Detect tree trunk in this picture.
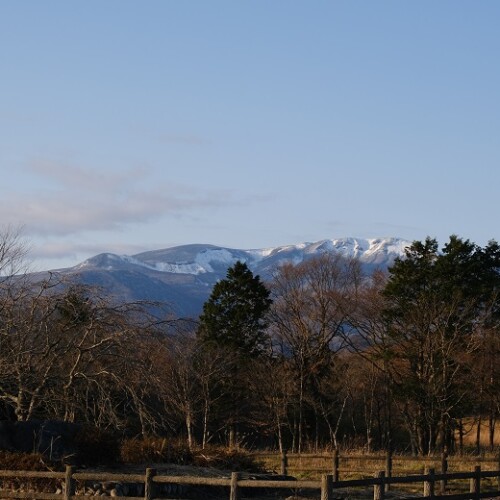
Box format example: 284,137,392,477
476,415,482,455
202,399,209,449
185,407,194,449
298,371,304,454
458,418,464,456
489,409,496,451
228,423,236,449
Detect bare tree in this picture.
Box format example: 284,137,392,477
0,225,30,278
269,253,363,451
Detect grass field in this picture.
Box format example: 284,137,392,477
253,449,500,479
253,449,500,497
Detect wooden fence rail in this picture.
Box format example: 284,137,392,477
1,464,500,499
254,449,500,481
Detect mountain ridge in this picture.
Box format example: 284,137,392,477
55,237,411,317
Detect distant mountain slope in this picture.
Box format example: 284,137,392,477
55,237,410,318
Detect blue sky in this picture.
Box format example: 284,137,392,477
1,1,499,270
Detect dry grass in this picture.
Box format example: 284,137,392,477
192,446,265,472
0,451,57,471
253,449,500,479
120,436,192,464
120,437,264,472
0,451,61,492
254,449,500,498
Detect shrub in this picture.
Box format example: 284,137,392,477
0,451,60,491
192,446,264,472
0,451,56,470
120,438,264,471
120,437,193,464
73,426,119,466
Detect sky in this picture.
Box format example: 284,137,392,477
1,1,500,271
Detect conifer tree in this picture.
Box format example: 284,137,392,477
197,261,272,357
381,235,500,454
197,261,272,447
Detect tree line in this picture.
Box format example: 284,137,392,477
1,228,500,456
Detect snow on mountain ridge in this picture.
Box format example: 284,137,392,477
194,248,238,271
76,237,410,276
153,248,244,274
297,237,407,262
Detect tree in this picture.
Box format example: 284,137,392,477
375,236,500,454
343,269,397,451
197,261,272,447
197,261,272,357
0,225,29,279
270,253,363,452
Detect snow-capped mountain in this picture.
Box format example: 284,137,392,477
57,237,410,317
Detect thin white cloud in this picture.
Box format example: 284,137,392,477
27,160,149,190
0,160,259,238
30,241,152,261
0,188,231,236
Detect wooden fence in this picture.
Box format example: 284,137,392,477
254,449,500,480
2,464,500,499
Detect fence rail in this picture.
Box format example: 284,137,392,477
1,464,500,499
253,449,500,480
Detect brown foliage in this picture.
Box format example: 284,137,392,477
192,446,264,472
0,451,60,491
120,437,193,464
119,438,263,472
0,451,56,470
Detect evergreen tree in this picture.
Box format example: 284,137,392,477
197,261,272,446
381,235,500,454
197,261,272,357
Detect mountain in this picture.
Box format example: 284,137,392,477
54,237,411,318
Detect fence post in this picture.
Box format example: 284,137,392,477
332,449,339,482
321,474,333,500
64,465,75,500
145,468,156,500
230,471,240,500
497,449,500,490
469,465,481,500
440,450,448,494
280,449,288,476
373,471,385,500
385,449,392,492
423,467,435,498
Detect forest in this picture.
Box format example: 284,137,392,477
1,228,500,457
